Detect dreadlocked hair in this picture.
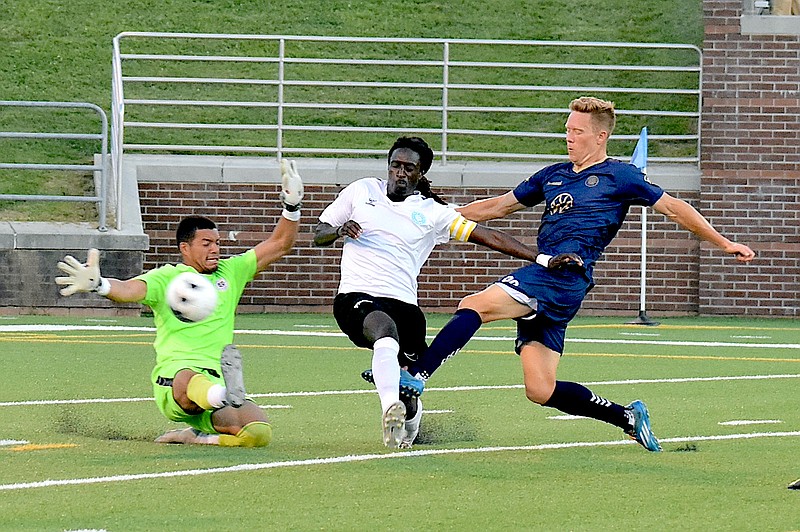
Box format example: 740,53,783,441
416,175,447,205
388,136,447,205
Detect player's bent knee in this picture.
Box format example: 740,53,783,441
220,421,273,448
524,385,551,405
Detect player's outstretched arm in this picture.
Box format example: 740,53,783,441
456,191,525,222
467,225,538,262
253,159,303,272
653,193,755,262
55,248,146,302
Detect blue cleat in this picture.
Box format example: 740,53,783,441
625,400,662,452
360,368,425,398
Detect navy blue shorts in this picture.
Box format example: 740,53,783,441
333,292,428,364
495,263,591,354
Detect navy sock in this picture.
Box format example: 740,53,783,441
408,308,483,380
543,381,631,430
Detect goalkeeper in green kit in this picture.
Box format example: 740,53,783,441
55,160,304,447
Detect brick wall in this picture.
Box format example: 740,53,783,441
701,0,800,316
138,182,709,316
0,248,142,316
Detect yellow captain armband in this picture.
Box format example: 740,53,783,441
449,215,478,242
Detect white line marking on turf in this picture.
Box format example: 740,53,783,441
2,374,799,408
718,419,783,426
1,431,798,492
548,415,588,420
258,405,293,409
1,325,798,349
425,409,454,414
1,440,29,446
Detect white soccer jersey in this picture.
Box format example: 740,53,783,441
319,177,471,305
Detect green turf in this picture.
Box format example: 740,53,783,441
1,313,799,530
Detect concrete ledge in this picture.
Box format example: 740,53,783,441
2,222,149,251
0,223,15,248
741,15,800,35
130,154,701,191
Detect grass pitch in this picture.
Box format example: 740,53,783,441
1,313,799,530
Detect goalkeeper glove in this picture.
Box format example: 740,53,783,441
280,159,304,218
55,248,111,296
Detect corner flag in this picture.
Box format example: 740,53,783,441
626,126,659,326
631,127,647,172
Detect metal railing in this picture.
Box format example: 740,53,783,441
0,101,109,231
111,33,702,187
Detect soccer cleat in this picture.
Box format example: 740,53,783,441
382,401,406,449
361,368,425,399
788,478,800,490
221,344,246,408
400,397,423,449
625,400,662,452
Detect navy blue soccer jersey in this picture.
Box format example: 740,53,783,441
513,158,664,275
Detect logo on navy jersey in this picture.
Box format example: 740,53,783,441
411,211,427,225
548,193,574,215
546,181,563,186
585,175,599,187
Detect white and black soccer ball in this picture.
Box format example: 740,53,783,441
166,271,218,323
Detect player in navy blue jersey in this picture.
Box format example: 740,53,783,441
363,97,755,452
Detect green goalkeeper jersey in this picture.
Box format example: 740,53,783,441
136,250,257,383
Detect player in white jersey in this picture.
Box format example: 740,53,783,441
314,136,539,448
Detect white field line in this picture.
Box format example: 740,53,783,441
1,440,29,446
718,420,783,426
2,431,799,492
2,373,800,408
1,324,798,349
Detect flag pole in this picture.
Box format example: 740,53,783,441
626,127,659,326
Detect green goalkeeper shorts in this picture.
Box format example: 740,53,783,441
152,375,221,435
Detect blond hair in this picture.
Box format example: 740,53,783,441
569,96,616,135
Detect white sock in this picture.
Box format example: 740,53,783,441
372,337,401,413
207,384,227,409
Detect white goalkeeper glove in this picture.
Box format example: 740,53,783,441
55,248,111,296
280,159,304,220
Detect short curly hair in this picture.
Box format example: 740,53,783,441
176,215,216,248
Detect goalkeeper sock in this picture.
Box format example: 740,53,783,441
219,421,273,447
543,381,629,429
408,308,483,380
186,374,226,410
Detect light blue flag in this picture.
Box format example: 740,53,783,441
630,126,647,172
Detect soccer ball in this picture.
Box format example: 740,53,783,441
166,271,218,323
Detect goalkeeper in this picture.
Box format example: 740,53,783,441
55,160,304,447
